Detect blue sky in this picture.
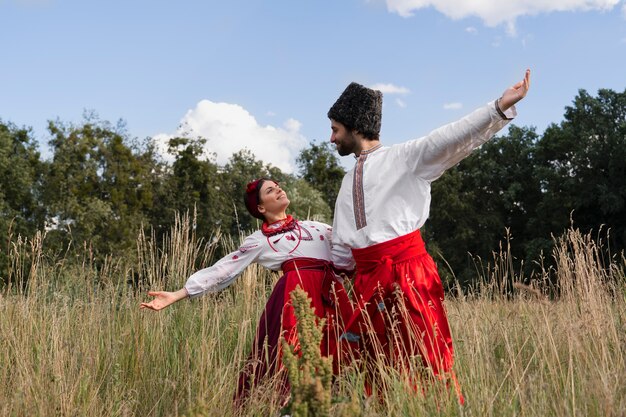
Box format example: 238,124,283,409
1,0,625,172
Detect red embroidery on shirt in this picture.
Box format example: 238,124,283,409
353,154,368,230
320,235,325,240
232,255,239,260
352,144,382,231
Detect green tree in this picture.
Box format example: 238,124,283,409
42,116,158,260
0,121,45,282
281,178,332,224
296,142,345,210
153,136,227,241
425,126,542,288
426,88,626,289
534,88,626,252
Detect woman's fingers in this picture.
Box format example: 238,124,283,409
140,293,164,310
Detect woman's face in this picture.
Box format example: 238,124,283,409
258,180,290,217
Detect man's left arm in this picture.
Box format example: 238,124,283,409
401,69,531,182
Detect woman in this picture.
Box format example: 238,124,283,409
140,178,353,403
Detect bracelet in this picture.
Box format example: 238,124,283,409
495,97,508,120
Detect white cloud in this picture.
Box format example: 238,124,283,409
283,118,302,132
466,26,478,34
385,0,622,34
395,98,407,108
369,83,411,95
153,100,307,173
443,102,463,110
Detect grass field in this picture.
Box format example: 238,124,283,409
1,223,624,416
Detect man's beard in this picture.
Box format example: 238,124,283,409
336,144,353,156
335,134,356,156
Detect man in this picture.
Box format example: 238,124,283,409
328,70,530,393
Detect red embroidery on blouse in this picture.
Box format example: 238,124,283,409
299,224,313,241
267,223,302,254
232,255,239,260
238,244,258,253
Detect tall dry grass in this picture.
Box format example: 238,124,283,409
0,221,624,416
445,230,626,417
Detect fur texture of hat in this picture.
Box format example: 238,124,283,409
327,82,382,138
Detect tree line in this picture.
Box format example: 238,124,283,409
1,88,624,288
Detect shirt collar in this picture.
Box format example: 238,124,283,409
355,143,383,159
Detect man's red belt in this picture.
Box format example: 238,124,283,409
344,228,428,334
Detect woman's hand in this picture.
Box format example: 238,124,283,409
140,288,188,311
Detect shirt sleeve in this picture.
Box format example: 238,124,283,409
184,233,263,298
329,223,356,271
398,100,516,182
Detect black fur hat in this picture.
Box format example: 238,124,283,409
328,82,383,138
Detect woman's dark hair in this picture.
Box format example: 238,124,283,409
244,178,272,220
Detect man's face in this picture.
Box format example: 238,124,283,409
330,120,358,156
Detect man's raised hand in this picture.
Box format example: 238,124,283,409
499,69,531,112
